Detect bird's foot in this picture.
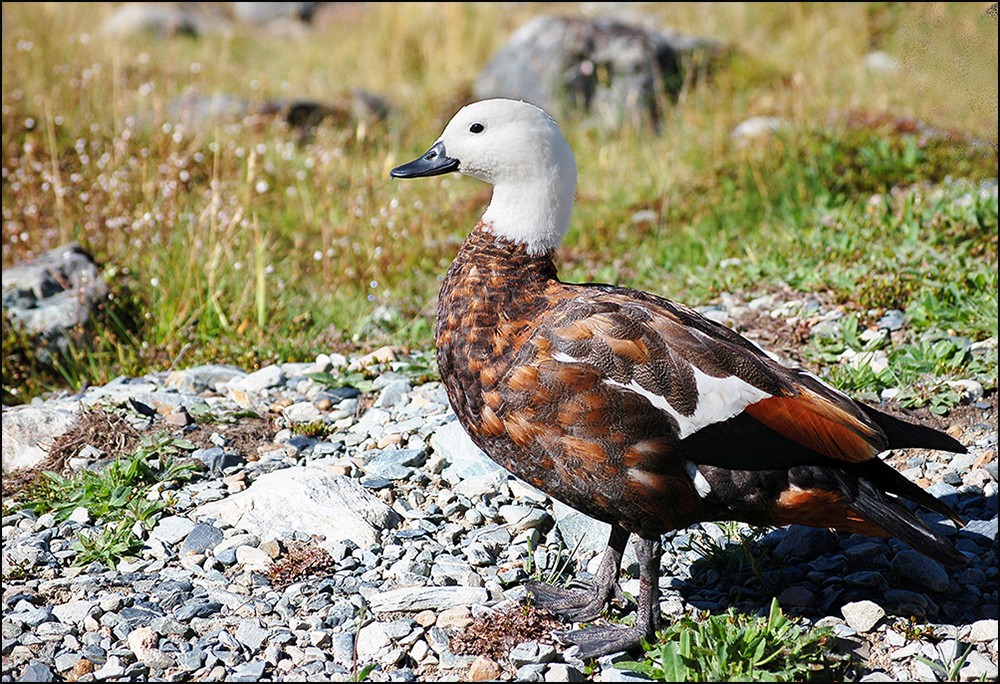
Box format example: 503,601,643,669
555,624,647,660
524,580,623,622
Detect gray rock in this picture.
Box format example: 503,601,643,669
19,662,54,682
150,516,196,546
179,523,224,557
51,599,97,625
877,309,906,331
772,526,838,560
193,466,400,550
174,601,222,621
1,402,79,473
100,3,226,38
2,243,109,362
230,660,268,682
193,446,244,476
283,401,323,423
891,549,949,592
968,619,998,642
229,364,286,393
499,505,552,533
374,379,412,408
235,621,269,653
510,641,557,666
963,517,998,542
162,91,389,142
841,600,885,633
474,15,723,129
730,116,788,145
960,651,999,680
545,663,584,682
232,2,323,23
515,664,548,682
431,420,507,484
367,586,489,613
164,364,246,393
552,499,610,557
776,585,816,608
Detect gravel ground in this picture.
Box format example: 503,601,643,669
2,290,997,682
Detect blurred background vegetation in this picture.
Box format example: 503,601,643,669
2,2,997,405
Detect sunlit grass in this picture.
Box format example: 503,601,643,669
2,2,997,402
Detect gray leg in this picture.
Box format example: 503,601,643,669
554,535,663,659
526,524,629,621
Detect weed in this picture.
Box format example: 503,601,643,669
266,541,336,589
290,420,332,438
21,432,199,567
522,535,585,588
616,598,839,682
681,522,774,595
916,643,975,682
451,603,563,661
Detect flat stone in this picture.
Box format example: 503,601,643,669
510,641,557,666
498,505,551,533
179,523,224,556
52,599,97,625
235,545,273,572
229,364,285,393
19,662,54,682
235,621,269,653
968,619,999,642
960,651,999,680
368,587,489,614
545,663,584,682
150,516,196,546
193,466,399,551
891,549,949,592
841,600,885,633
1,403,79,473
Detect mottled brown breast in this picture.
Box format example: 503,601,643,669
435,224,703,536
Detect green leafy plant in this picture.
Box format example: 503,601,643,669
23,433,199,567
290,420,333,438
522,535,585,587
916,643,975,682
680,522,773,594
616,598,838,682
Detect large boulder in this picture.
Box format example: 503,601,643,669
100,3,230,39
2,243,109,362
1,402,80,474
474,15,723,130
159,90,389,142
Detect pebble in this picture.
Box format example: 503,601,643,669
2,312,996,684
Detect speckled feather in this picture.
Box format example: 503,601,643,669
436,223,966,561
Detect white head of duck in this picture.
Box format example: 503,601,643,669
391,99,578,256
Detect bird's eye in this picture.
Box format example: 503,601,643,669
469,122,484,134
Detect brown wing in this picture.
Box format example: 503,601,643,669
537,285,887,468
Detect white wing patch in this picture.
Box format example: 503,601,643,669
604,367,772,439
685,461,712,496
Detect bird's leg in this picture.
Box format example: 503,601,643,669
555,535,663,659
525,524,629,622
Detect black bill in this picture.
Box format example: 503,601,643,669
390,141,460,179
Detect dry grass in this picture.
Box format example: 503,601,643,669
2,3,997,401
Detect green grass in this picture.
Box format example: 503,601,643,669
616,598,841,682
2,3,997,402
21,432,199,567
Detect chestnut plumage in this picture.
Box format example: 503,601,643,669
392,99,967,658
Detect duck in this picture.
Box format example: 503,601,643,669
390,98,968,659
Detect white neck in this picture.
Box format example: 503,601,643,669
482,171,576,255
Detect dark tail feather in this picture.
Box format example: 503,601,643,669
846,461,968,568
860,404,967,454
